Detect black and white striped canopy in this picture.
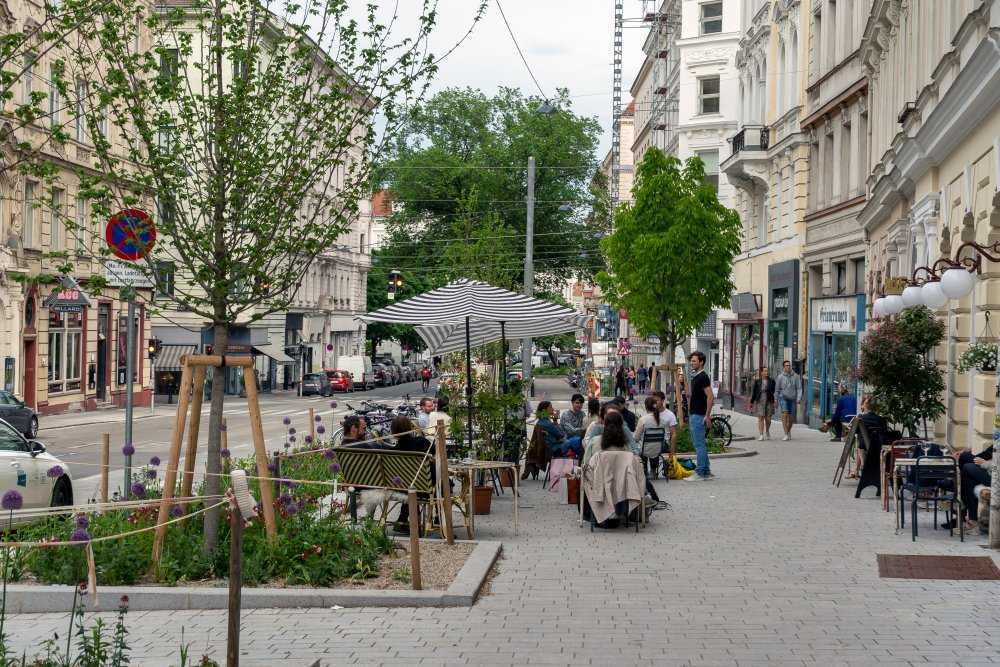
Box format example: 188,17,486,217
415,314,592,355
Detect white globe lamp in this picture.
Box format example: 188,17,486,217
940,268,977,300
882,294,905,315
872,298,885,318
901,285,924,308
921,281,948,309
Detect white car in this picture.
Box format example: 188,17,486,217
0,417,73,523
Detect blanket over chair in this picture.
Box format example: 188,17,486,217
582,449,644,524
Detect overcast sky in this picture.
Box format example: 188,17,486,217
355,0,647,159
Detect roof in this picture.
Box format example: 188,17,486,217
623,100,635,116
371,190,393,217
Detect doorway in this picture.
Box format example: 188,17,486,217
22,339,36,408
97,304,109,401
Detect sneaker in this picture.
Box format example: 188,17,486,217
685,474,711,482
653,500,671,511
765,432,771,440
757,434,764,441
782,434,790,441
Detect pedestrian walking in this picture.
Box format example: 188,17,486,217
614,365,626,397
419,365,431,392
749,366,776,441
684,351,714,481
775,360,803,441
636,364,648,394
586,371,600,399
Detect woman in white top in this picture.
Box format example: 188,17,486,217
634,395,676,480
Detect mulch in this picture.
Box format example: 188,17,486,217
877,554,1000,580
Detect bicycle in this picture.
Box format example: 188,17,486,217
709,413,733,449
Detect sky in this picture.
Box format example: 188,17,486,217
352,0,648,159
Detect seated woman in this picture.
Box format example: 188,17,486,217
390,415,433,535
536,400,583,459
825,385,857,442
950,444,993,530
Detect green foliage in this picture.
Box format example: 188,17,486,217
859,308,945,436
596,148,742,359
673,426,725,454
956,341,998,374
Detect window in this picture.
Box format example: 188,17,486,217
156,193,176,226
48,66,60,127
852,258,865,294
700,2,723,35
835,261,847,295
97,108,108,139
155,260,175,298
50,188,64,251
360,233,366,253
23,54,35,107
74,80,86,143
0,420,25,452
697,150,720,192
699,76,720,114
23,182,36,249
232,58,248,82
158,49,179,84
75,194,88,252
756,192,768,245
48,310,83,394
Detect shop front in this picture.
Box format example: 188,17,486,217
806,294,865,427
767,260,800,375
721,292,764,412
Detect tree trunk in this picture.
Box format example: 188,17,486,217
202,323,227,554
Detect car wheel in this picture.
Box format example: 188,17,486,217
51,477,73,507
25,416,38,440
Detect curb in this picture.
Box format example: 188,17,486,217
42,414,157,431
675,448,758,460
3,540,502,613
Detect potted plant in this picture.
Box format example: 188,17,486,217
957,341,998,373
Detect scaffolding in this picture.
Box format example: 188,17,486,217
641,1,680,154
610,0,624,222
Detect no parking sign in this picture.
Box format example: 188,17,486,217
105,209,156,261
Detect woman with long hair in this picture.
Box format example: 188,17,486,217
634,395,666,478
749,366,776,441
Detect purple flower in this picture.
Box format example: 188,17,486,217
328,463,340,475
75,514,89,529
326,343,333,351
221,448,231,459
329,401,337,409
282,416,291,426
150,456,161,466
170,505,184,518
288,427,296,435
2,490,23,511
314,414,322,422
278,493,292,505
323,449,335,460
267,462,277,473
145,469,157,480
70,528,91,542
289,435,296,443
316,425,326,435
47,465,64,478
304,435,313,445
391,475,404,487
122,443,135,456
130,482,146,499
296,498,305,510
285,504,298,516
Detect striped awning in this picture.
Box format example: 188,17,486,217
416,315,592,355
155,345,196,371
357,278,579,325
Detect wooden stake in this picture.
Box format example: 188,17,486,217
180,365,207,499
100,433,109,504
226,501,243,667
152,360,194,564
243,369,278,542
407,491,421,591
309,407,315,443
674,366,686,428
434,420,454,544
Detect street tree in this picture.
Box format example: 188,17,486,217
596,147,741,368
56,0,483,553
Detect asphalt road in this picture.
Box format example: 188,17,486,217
38,379,437,499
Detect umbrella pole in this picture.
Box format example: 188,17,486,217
466,316,474,455
501,322,508,393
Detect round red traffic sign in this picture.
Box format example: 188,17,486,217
105,209,156,261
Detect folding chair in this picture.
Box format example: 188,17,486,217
639,426,666,481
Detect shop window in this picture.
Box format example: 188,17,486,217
700,2,723,35
48,310,83,393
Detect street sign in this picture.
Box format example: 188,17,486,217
105,209,156,261
617,338,631,356
105,259,155,288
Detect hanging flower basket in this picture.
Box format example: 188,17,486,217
957,341,998,374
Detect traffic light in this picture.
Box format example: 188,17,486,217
148,338,162,359
387,269,403,300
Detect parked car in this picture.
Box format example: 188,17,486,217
0,418,73,524
373,363,391,387
325,370,354,393
339,356,374,390
0,390,38,439
301,373,332,397
400,363,416,383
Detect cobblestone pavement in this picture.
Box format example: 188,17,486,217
7,412,1000,666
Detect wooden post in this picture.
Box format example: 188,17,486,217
434,420,454,544
271,452,282,498
407,490,421,591
152,360,194,563
242,368,278,542
226,501,243,667
180,365,207,499
674,366,686,427
309,407,315,443
100,433,109,504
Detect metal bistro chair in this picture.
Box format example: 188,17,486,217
882,438,924,512
896,455,963,542
639,426,667,482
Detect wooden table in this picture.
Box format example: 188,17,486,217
891,457,959,529
450,460,519,539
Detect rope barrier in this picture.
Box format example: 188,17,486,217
2,496,221,521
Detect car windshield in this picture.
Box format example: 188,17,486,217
304,374,321,381
0,420,25,451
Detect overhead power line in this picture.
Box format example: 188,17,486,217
495,0,548,100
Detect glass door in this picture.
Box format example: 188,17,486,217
809,333,824,419
829,333,858,414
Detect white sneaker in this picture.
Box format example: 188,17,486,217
765,433,771,440
757,434,764,441
782,434,790,441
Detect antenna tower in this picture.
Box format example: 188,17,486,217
610,0,624,224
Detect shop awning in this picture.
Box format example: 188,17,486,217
155,345,196,371
252,342,294,364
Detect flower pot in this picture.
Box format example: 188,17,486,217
499,468,516,488
473,485,493,515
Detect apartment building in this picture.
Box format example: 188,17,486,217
720,0,811,412
859,0,1000,451
800,0,874,427
0,0,155,415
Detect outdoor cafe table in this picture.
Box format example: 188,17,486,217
450,460,519,539
891,457,960,530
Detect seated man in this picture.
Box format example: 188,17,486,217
956,444,993,530
536,400,583,459
341,415,391,450
826,385,857,442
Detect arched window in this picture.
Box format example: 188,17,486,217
748,71,757,123
777,42,786,116
757,59,766,123
788,28,798,111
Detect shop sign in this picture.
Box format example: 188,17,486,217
43,288,91,314
811,297,856,332
771,288,789,320
105,260,155,288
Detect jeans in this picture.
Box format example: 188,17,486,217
555,436,584,459
690,414,710,477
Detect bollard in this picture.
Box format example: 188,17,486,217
100,433,110,504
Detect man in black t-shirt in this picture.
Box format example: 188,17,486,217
685,351,714,481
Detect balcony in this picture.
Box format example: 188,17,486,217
721,125,771,193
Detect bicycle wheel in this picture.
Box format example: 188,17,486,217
710,417,732,449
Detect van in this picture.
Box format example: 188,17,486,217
338,355,374,390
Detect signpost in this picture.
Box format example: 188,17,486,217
105,210,155,498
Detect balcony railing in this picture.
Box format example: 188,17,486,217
729,125,769,156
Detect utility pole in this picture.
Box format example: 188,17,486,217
123,287,136,498
522,156,535,397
